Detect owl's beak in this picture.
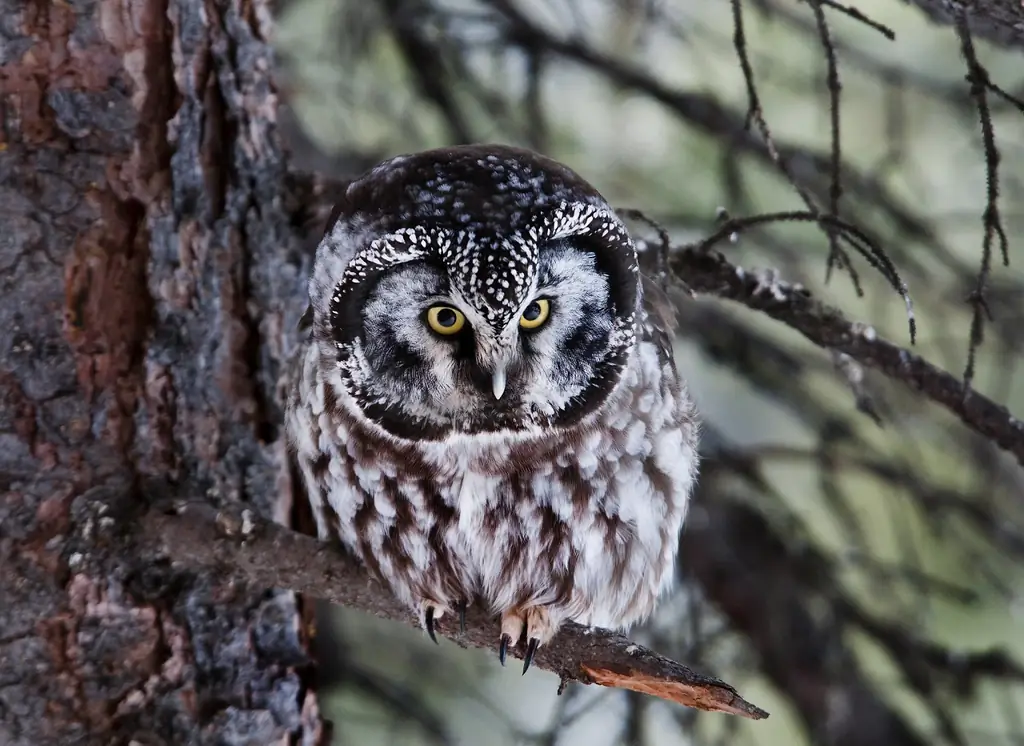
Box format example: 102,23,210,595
491,366,507,400
475,330,514,400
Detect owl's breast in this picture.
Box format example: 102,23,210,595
288,336,697,626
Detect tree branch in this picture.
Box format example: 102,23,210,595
133,501,769,721
902,0,1024,49
669,246,1024,466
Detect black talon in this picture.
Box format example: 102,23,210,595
499,633,511,666
522,638,540,675
458,600,467,636
425,606,439,645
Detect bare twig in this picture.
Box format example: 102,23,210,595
815,0,895,39
807,0,846,281
987,82,1024,114
733,0,860,291
133,501,770,721
955,10,1011,392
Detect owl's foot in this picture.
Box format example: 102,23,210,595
498,606,559,674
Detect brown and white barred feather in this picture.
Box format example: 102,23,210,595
284,144,699,662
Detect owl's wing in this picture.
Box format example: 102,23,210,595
633,232,679,342
639,273,680,373
295,178,360,339
297,305,314,336
640,273,678,336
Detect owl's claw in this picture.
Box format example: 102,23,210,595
419,601,450,644
499,633,511,666
425,605,440,644
522,638,540,675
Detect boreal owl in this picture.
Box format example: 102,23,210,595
285,144,699,672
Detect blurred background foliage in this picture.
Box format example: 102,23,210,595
270,1,1024,744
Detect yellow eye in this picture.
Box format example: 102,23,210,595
426,305,466,336
519,299,551,330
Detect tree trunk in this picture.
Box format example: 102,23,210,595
0,1,324,743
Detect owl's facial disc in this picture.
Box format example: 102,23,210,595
338,240,626,439
312,145,641,440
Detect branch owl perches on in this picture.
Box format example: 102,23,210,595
137,500,768,720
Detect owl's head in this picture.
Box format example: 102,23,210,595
308,144,640,440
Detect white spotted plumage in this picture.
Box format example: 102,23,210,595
285,144,699,667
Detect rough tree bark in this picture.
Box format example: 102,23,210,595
1,0,324,743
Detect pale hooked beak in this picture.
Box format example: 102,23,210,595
491,365,507,400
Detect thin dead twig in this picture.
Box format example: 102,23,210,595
955,11,1011,393
732,0,858,291
806,0,845,282
814,0,895,39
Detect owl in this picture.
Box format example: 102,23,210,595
285,144,699,671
